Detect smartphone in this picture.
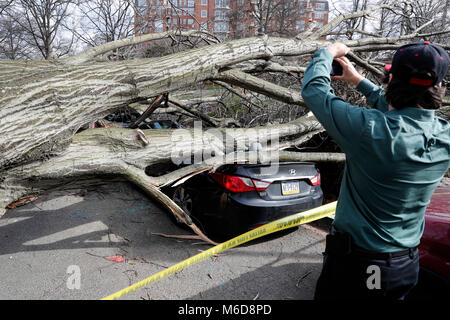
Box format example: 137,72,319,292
330,60,343,76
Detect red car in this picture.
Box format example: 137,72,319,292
408,186,450,299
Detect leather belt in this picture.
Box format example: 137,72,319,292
330,225,417,259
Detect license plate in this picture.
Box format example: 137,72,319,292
281,181,300,195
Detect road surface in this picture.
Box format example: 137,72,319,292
0,182,330,300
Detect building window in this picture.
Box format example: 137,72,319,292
237,0,244,5
188,18,194,25
236,22,243,31
136,0,146,7
296,20,305,31
201,0,208,5
215,0,229,8
214,21,229,32
214,10,228,20
201,9,207,18
155,19,163,32
183,7,194,15
315,12,324,19
316,2,326,11
188,0,195,7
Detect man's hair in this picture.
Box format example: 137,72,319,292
384,65,444,110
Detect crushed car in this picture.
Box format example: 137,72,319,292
101,109,324,239
165,162,324,239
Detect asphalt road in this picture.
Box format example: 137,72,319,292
0,182,330,300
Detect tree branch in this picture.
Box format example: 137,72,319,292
346,51,385,78
307,4,395,40
213,69,305,107
63,29,219,64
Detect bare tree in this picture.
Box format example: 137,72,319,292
4,0,76,59
371,0,450,43
266,0,301,37
328,0,373,40
0,0,14,14
73,0,135,48
250,0,280,34
0,15,33,59
443,0,450,31
229,0,301,38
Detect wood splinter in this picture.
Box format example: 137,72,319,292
136,129,149,145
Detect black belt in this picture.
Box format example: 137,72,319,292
352,245,417,260
329,225,417,260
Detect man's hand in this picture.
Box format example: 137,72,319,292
326,42,350,58
332,57,365,86
326,42,364,86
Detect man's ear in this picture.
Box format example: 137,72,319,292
437,82,446,98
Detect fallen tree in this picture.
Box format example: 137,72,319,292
1,4,448,243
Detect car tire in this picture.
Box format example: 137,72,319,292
170,185,194,226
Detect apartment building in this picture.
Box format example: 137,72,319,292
135,0,329,40
297,1,329,34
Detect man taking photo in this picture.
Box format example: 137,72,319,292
301,41,450,300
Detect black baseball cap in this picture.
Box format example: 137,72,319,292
386,41,450,86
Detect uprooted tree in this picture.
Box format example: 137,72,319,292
1,4,449,244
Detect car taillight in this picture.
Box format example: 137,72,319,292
252,179,271,192
210,172,271,193
308,173,321,186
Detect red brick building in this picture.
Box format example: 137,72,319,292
135,0,329,40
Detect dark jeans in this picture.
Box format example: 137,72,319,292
314,233,419,300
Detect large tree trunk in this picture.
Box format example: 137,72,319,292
1,32,444,171
1,36,311,171
0,111,323,210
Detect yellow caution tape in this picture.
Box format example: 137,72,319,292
102,201,337,300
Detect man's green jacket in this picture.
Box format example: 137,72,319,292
302,48,450,252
